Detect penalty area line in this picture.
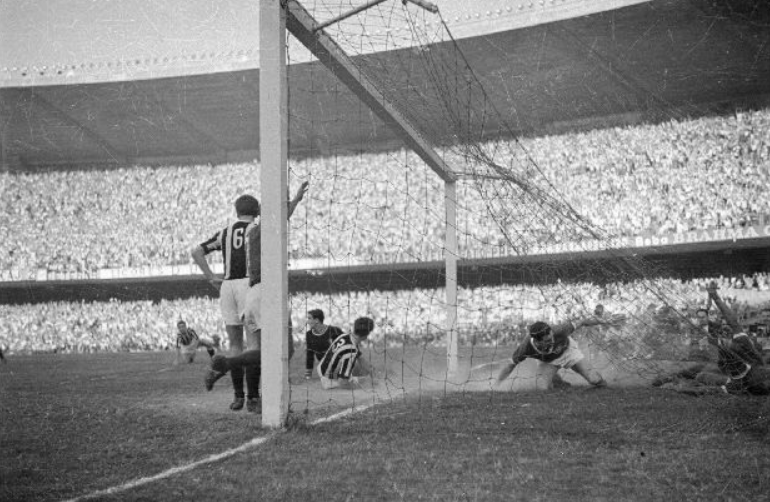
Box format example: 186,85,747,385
61,403,377,502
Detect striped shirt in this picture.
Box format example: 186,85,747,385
199,220,253,280
318,333,360,380
176,328,199,348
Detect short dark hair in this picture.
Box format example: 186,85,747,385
353,317,375,338
308,309,325,323
235,195,260,217
177,320,186,327
529,321,551,340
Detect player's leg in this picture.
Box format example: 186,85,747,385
744,367,770,395
243,286,263,411
206,349,261,391
225,324,246,409
557,338,606,387
198,338,216,358
694,369,730,387
552,370,571,389
218,280,249,410
571,359,607,387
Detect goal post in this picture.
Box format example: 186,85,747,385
261,0,464,426
260,0,291,428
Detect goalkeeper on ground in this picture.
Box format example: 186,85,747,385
496,313,626,388
174,320,218,365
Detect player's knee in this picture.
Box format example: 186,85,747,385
591,375,607,387
695,371,728,386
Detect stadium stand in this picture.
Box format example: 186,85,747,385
1,108,769,279
2,275,768,354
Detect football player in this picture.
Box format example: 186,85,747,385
316,317,375,390
496,313,626,388
174,320,218,365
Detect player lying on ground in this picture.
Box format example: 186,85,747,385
316,317,375,390
654,282,770,395
204,321,295,413
495,313,627,389
174,320,220,365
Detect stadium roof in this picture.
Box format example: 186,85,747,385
1,0,769,169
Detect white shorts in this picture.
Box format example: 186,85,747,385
179,342,199,362
320,374,359,390
243,283,263,348
544,338,584,369
219,278,250,326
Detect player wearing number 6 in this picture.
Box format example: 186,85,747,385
496,313,627,388
192,194,260,411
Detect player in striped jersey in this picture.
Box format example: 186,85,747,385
305,309,344,379
199,182,308,411
192,194,260,410
174,320,218,365
318,317,375,390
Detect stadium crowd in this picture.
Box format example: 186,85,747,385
1,108,768,278
1,274,768,356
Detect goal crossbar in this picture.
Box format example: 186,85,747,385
286,0,457,183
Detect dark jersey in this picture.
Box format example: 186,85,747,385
306,325,343,370
245,222,262,287
512,322,575,364
176,328,199,348
199,220,252,280
318,333,361,380
716,333,765,379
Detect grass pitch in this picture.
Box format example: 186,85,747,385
1,351,768,501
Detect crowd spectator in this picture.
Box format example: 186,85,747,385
1,276,768,357
0,108,768,278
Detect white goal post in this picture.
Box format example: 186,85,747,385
259,0,460,427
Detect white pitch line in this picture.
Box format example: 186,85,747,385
62,403,377,502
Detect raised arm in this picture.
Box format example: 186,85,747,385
706,281,741,333
287,181,309,219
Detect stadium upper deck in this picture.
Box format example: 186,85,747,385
1,0,768,169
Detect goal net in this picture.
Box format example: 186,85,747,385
273,0,767,417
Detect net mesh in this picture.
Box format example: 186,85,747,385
279,0,759,408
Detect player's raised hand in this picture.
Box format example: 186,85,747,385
706,281,719,295
294,181,309,202
208,274,224,290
